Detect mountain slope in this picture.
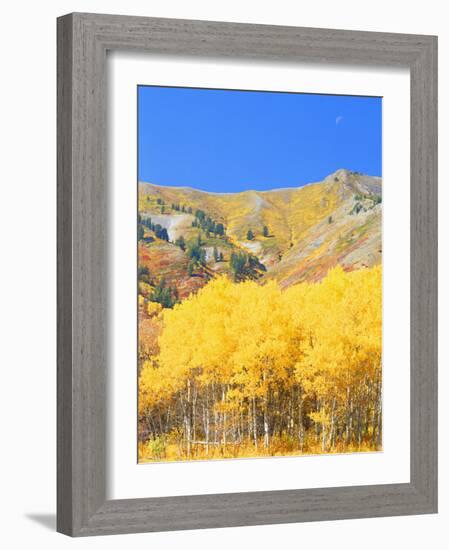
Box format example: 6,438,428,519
138,169,382,295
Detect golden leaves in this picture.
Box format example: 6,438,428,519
139,266,381,417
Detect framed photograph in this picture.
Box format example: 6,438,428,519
57,13,437,536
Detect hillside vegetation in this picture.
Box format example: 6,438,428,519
139,267,382,461
138,168,381,299
137,169,382,461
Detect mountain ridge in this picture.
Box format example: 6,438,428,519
138,169,382,300
139,168,382,196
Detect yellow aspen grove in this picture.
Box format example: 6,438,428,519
138,266,382,461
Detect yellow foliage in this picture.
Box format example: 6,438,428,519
138,266,382,461
139,281,153,297
147,301,162,318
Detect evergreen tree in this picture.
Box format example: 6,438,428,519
230,252,247,281
175,235,186,251
188,242,204,264
263,225,269,237
143,217,152,229
155,227,169,241
150,278,178,308
195,209,206,223
247,229,254,241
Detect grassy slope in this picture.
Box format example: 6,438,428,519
138,168,382,291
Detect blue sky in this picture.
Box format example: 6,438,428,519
138,86,381,193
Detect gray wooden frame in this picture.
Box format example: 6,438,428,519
57,12,438,537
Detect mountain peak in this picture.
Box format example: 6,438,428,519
325,168,352,182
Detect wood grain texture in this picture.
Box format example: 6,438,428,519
57,12,438,536
57,13,74,536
